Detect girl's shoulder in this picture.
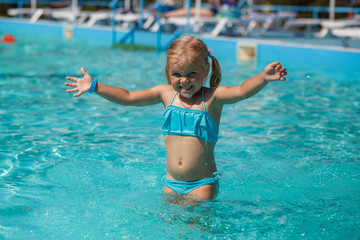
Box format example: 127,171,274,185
203,86,220,100
156,84,174,95
211,85,232,100
154,84,176,106
205,85,232,107
152,84,172,90
150,84,173,96
211,85,227,94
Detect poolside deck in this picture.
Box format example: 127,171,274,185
1,16,360,70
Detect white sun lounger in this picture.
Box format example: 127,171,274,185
331,27,360,38
151,11,282,36
210,12,289,37
83,8,152,28
284,18,324,31
49,6,82,23
284,17,360,38
316,18,360,37
7,7,46,22
7,6,82,23
156,16,219,32
84,10,114,27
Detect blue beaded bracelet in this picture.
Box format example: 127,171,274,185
88,79,97,93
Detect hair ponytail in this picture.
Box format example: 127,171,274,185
209,56,221,88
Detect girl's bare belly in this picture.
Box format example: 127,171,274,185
164,135,217,182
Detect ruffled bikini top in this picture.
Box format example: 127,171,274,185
162,88,219,143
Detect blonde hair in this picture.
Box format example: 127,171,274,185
165,36,221,88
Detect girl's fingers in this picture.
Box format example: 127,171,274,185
66,88,79,93
74,92,83,97
66,76,78,82
80,67,87,75
64,82,77,87
269,61,279,68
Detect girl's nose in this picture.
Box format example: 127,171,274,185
180,76,188,83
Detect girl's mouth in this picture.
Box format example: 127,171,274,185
180,85,193,91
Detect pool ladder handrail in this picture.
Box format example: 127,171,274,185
109,0,182,53
119,26,136,44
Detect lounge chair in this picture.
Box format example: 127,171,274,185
85,9,118,27
153,16,219,33
48,6,83,23
284,16,360,38
331,27,360,38
7,7,46,22
316,18,360,37
84,9,152,28
7,6,82,23
147,0,248,34
209,11,295,37
284,18,324,32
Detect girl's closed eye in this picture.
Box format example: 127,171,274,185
187,72,197,77
172,73,181,77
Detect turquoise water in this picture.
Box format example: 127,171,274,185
1,34,360,239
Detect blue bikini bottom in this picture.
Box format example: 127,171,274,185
163,172,221,194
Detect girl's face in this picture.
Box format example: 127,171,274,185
168,57,209,99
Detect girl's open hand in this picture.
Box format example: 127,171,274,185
65,67,93,97
263,61,287,82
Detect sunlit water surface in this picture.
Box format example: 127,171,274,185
0,34,359,239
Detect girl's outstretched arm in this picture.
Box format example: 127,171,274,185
215,61,287,105
65,67,165,106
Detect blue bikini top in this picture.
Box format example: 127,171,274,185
162,88,219,143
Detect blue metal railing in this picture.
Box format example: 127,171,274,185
108,0,119,45
154,0,183,53
161,30,181,51
138,0,144,28
119,26,136,43
154,0,164,53
107,0,181,52
185,0,190,33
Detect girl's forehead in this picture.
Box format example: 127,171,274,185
168,55,207,71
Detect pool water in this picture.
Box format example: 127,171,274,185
0,34,359,239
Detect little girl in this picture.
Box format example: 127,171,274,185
65,36,287,201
